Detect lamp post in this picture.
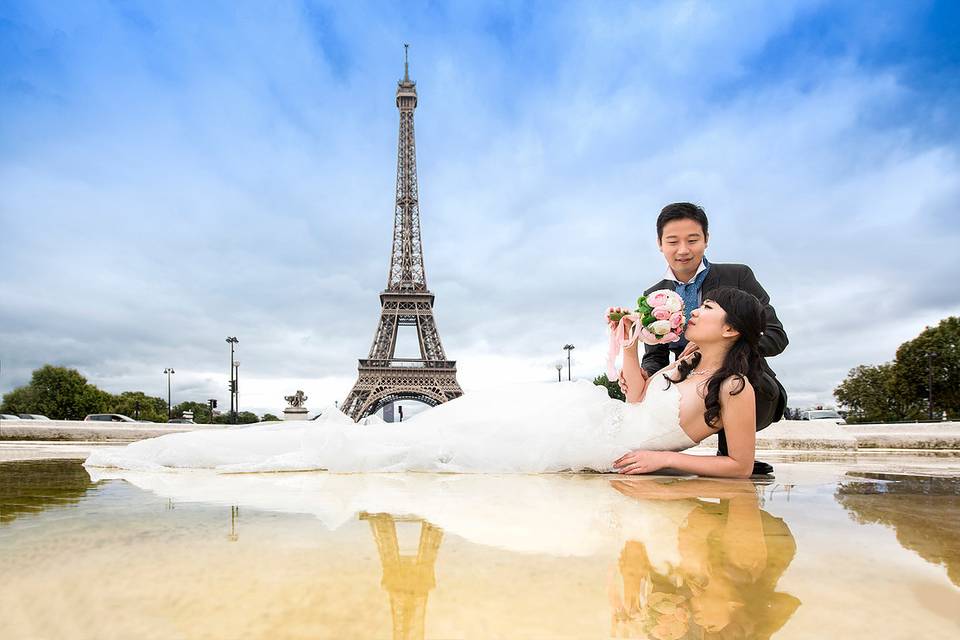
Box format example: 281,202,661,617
226,337,238,424
555,362,563,382
926,351,937,421
563,344,575,381
163,368,175,420
233,360,240,422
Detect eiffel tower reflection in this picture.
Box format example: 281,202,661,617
361,512,444,640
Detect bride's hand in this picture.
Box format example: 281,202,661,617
613,450,671,474
618,369,648,396
607,306,632,330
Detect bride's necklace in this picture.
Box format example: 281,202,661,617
688,368,715,376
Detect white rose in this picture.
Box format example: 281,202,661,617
649,320,672,336
662,292,683,313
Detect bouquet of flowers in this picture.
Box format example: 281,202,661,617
606,289,686,380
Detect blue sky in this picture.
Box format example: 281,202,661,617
2,1,959,415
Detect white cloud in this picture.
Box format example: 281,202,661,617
2,1,958,415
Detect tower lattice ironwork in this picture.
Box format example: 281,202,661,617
342,46,463,422
361,513,444,640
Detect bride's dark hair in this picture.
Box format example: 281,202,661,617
665,287,765,429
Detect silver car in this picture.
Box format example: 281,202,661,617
84,413,138,423
801,409,847,425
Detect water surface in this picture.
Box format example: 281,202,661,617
1,457,958,639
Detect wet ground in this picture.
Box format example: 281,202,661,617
1,453,958,639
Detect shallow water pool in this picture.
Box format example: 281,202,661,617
1,454,958,639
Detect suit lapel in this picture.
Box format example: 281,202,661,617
645,279,676,295
701,267,721,296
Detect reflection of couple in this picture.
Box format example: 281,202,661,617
86,469,800,639
609,479,799,640
86,203,787,478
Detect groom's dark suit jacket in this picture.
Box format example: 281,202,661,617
641,262,788,431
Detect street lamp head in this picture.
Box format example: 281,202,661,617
226,336,239,344
563,344,575,351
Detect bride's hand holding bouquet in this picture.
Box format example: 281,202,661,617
606,290,686,380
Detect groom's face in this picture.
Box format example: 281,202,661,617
658,218,707,273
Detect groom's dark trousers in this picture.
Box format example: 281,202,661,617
640,263,788,474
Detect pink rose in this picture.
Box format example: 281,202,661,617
639,327,657,344
670,311,684,329
647,291,669,308
661,332,678,343
653,306,672,320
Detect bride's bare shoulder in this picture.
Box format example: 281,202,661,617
719,375,755,401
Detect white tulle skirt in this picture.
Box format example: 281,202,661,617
85,380,694,474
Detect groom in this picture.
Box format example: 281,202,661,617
635,202,788,475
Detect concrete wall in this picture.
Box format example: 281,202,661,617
0,419,226,442
844,421,960,449
698,419,960,451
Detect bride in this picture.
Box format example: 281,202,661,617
85,287,764,478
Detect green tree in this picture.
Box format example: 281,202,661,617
172,401,215,424
112,391,168,422
834,364,916,423
0,385,38,416
593,373,625,401
261,413,281,422
834,316,959,422
236,411,259,424
0,365,112,420
892,317,960,420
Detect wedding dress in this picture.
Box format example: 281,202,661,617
84,379,697,474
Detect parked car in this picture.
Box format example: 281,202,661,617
18,414,51,420
84,413,138,423
167,418,195,424
800,409,846,424
1,414,21,420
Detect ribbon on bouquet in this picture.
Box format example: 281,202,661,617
606,313,642,381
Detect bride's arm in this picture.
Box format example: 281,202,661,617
615,377,757,478
621,339,651,403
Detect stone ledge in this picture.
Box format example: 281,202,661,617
698,420,960,451
0,420,226,442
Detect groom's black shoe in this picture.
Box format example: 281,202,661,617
751,460,774,475
717,431,774,476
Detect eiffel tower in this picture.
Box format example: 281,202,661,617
360,512,444,640
342,46,463,422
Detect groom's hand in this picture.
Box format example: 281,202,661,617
680,341,700,360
